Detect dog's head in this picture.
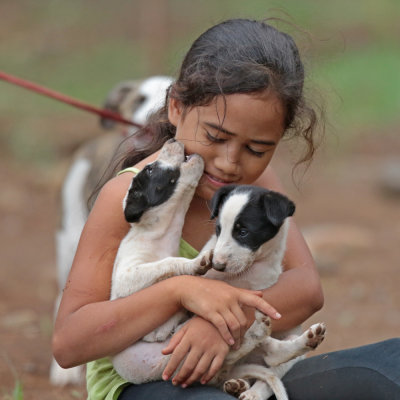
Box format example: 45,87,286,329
101,76,173,148
210,185,295,275
123,139,203,223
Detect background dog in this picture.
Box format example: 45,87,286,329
50,75,173,386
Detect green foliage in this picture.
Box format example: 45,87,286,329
0,0,399,164
12,381,24,400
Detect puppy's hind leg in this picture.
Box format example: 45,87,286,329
262,323,326,366
229,364,288,400
112,341,170,384
224,311,272,366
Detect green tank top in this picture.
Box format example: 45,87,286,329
86,167,199,400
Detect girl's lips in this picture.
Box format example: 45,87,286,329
203,172,236,188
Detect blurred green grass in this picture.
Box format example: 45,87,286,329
1,0,399,166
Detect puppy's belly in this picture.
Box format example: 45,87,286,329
112,341,169,383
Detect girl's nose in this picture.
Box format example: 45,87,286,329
214,143,241,175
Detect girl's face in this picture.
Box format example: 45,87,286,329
168,92,285,200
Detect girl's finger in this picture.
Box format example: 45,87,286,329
200,354,225,384
162,339,190,381
221,310,241,346
240,292,281,320
171,350,202,386
181,354,214,387
230,304,248,349
208,313,234,346
162,327,185,355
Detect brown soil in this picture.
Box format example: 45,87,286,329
0,133,399,399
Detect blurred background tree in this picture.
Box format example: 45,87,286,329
1,0,399,169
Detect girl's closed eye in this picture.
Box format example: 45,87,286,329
205,130,226,143
246,146,267,157
206,129,272,157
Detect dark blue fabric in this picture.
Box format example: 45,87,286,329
118,338,400,400
282,338,400,400
118,381,235,399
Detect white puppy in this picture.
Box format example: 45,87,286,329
203,185,326,400
111,138,214,379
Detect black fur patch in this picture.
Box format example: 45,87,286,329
211,185,295,251
124,161,180,223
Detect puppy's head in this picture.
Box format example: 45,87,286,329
123,139,203,223
123,161,180,223
101,76,173,147
210,185,295,274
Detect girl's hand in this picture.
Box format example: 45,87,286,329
175,276,281,347
161,317,229,387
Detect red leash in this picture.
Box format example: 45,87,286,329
0,70,142,128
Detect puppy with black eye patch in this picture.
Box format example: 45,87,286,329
110,139,215,383
208,185,296,279
201,185,326,400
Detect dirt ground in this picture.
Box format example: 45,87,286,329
0,131,399,399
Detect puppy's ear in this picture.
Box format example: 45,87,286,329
264,192,296,227
210,185,237,219
100,80,141,129
123,179,147,223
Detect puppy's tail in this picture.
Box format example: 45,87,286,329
232,364,288,400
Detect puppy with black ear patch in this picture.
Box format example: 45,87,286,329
200,185,325,400
110,139,214,383
209,185,296,280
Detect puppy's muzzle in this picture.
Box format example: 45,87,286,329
212,262,227,272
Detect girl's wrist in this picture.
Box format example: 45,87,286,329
164,275,194,310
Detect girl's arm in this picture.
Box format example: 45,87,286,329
255,165,324,332
53,173,278,368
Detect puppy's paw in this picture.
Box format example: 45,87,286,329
195,249,214,275
224,378,250,397
250,310,272,339
305,322,326,349
181,153,205,184
239,389,262,400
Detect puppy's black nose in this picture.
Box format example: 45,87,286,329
213,262,226,272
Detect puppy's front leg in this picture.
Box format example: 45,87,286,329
112,250,213,299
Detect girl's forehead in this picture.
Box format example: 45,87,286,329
195,93,285,137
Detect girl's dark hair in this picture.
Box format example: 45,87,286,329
90,18,322,206
121,18,320,170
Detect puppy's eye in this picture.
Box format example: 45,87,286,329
147,166,153,175
170,179,175,184
238,229,248,238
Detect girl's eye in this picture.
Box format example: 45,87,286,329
246,146,266,158
206,130,226,143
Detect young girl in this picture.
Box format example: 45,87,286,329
53,19,399,400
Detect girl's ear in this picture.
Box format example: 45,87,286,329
168,97,184,127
